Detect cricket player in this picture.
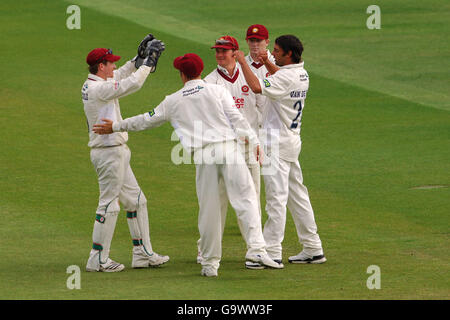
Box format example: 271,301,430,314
245,24,275,82
199,36,265,266
92,53,283,277
236,35,327,265
83,35,169,272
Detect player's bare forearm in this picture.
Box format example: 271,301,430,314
264,59,280,75
93,118,114,135
235,51,262,94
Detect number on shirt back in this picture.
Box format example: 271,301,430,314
290,100,303,129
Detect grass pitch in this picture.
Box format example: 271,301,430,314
0,0,448,299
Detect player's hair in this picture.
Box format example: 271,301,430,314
89,60,107,74
275,35,303,63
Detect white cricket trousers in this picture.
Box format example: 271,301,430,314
87,144,152,267
195,142,266,270
218,150,261,236
263,155,323,260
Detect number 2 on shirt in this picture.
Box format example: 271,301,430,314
290,100,303,129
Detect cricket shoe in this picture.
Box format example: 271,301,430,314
201,267,218,277
132,246,170,268
86,258,125,272
245,259,283,270
246,254,284,269
288,251,327,264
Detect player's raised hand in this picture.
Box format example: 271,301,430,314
235,50,246,64
257,51,268,64
137,33,155,58
93,119,114,135
137,39,165,72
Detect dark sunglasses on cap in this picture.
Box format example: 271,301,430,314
215,39,233,45
95,48,113,64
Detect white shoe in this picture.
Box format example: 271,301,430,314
132,246,169,268
245,261,265,270
247,254,284,269
245,259,282,270
201,267,218,277
148,252,170,266
288,251,327,264
87,258,125,272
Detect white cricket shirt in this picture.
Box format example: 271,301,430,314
245,50,274,80
82,61,151,148
259,62,309,162
204,64,263,135
112,80,258,154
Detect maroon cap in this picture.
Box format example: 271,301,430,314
211,36,239,50
86,48,121,66
173,53,204,78
246,24,269,40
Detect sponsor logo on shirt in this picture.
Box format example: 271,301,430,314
182,85,204,96
148,109,155,117
233,96,245,109
82,83,88,100
263,79,271,88
299,74,309,81
114,81,120,90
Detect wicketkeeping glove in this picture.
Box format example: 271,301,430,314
137,39,165,72
137,33,155,58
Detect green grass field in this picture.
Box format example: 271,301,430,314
0,0,448,300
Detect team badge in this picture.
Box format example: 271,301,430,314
242,85,249,93
266,72,270,77
263,79,271,87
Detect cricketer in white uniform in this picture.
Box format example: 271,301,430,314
92,53,283,277
237,35,327,264
245,24,275,86
82,40,169,272
203,36,263,248
245,24,275,131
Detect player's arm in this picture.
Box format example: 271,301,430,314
114,34,156,80
220,88,259,146
113,60,137,80
93,100,169,134
236,51,262,93
95,65,152,101
259,51,279,75
221,88,262,163
96,39,165,101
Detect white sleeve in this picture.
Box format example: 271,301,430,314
220,88,259,146
259,71,290,100
112,98,169,132
113,61,137,81
94,66,151,101
255,93,267,109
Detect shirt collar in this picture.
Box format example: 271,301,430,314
87,73,105,81
184,79,205,87
280,61,305,69
217,64,238,78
